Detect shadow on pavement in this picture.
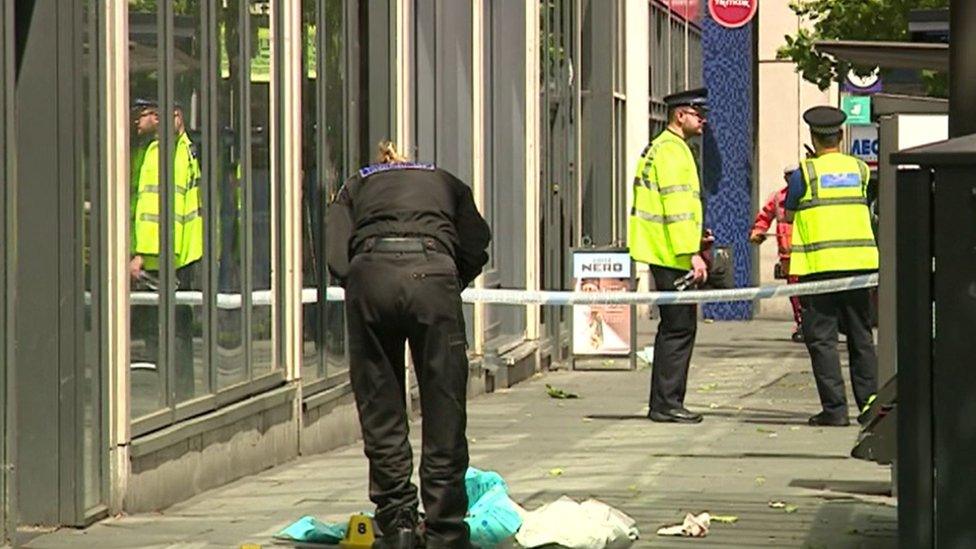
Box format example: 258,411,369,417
639,452,851,460
803,498,897,549
790,479,893,498
585,414,650,421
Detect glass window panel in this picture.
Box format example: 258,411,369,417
216,0,247,390
671,17,684,92
128,1,166,419
0,2,6,533
689,28,702,88
173,0,207,404
300,0,321,381
614,0,624,93
482,1,494,267
81,0,103,511
249,0,275,377
656,7,667,98
322,0,347,379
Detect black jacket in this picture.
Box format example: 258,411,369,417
325,162,491,287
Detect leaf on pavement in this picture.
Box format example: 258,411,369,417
546,384,579,399
711,515,739,524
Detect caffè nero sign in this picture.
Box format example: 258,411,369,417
708,0,758,28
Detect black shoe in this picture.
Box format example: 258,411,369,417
791,330,804,343
648,407,703,424
375,509,418,549
372,527,416,549
808,411,850,427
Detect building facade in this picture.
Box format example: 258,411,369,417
0,0,704,539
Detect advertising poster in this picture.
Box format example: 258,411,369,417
572,252,632,355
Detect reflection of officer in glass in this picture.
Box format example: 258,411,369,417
628,88,710,424
784,106,878,427
326,142,491,548
130,99,203,402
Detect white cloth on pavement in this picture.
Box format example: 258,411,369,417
514,496,639,549
656,511,711,537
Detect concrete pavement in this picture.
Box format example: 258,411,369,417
27,320,896,548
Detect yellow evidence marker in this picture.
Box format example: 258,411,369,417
339,513,375,549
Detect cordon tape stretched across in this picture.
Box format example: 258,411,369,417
127,273,877,308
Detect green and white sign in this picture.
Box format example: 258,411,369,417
842,96,872,126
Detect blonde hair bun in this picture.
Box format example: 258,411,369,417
377,140,408,164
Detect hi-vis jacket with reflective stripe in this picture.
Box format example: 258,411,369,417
789,152,878,276
131,132,203,270
628,129,703,270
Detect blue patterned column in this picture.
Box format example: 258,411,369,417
701,12,754,320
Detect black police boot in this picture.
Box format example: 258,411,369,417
807,411,850,427
373,510,418,549
648,407,703,424
372,528,415,549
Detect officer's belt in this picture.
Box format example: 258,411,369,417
358,237,451,256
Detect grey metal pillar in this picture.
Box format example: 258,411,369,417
0,0,12,542
950,0,976,137
12,0,92,528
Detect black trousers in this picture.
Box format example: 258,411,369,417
799,271,878,417
649,265,698,412
346,250,470,546
131,262,198,402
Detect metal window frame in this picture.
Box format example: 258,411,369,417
470,0,484,354
80,0,109,522
240,0,255,384
0,0,11,539
476,0,504,347
276,0,296,380
203,0,219,400
157,0,177,412
64,0,110,526
313,0,328,383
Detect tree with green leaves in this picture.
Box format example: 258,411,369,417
777,0,949,96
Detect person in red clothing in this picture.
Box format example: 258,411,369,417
750,165,804,342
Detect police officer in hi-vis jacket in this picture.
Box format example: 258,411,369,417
628,88,711,425
785,106,878,427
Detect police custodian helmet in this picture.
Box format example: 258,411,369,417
803,106,846,135
663,87,709,112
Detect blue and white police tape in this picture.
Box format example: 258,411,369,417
321,273,877,306
128,273,877,308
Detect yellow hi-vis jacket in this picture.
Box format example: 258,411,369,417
628,129,703,270
131,132,203,271
789,152,878,276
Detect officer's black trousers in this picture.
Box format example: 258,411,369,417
799,272,878,418
346,251,470,546
649,265,699,412
132,263,198,402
